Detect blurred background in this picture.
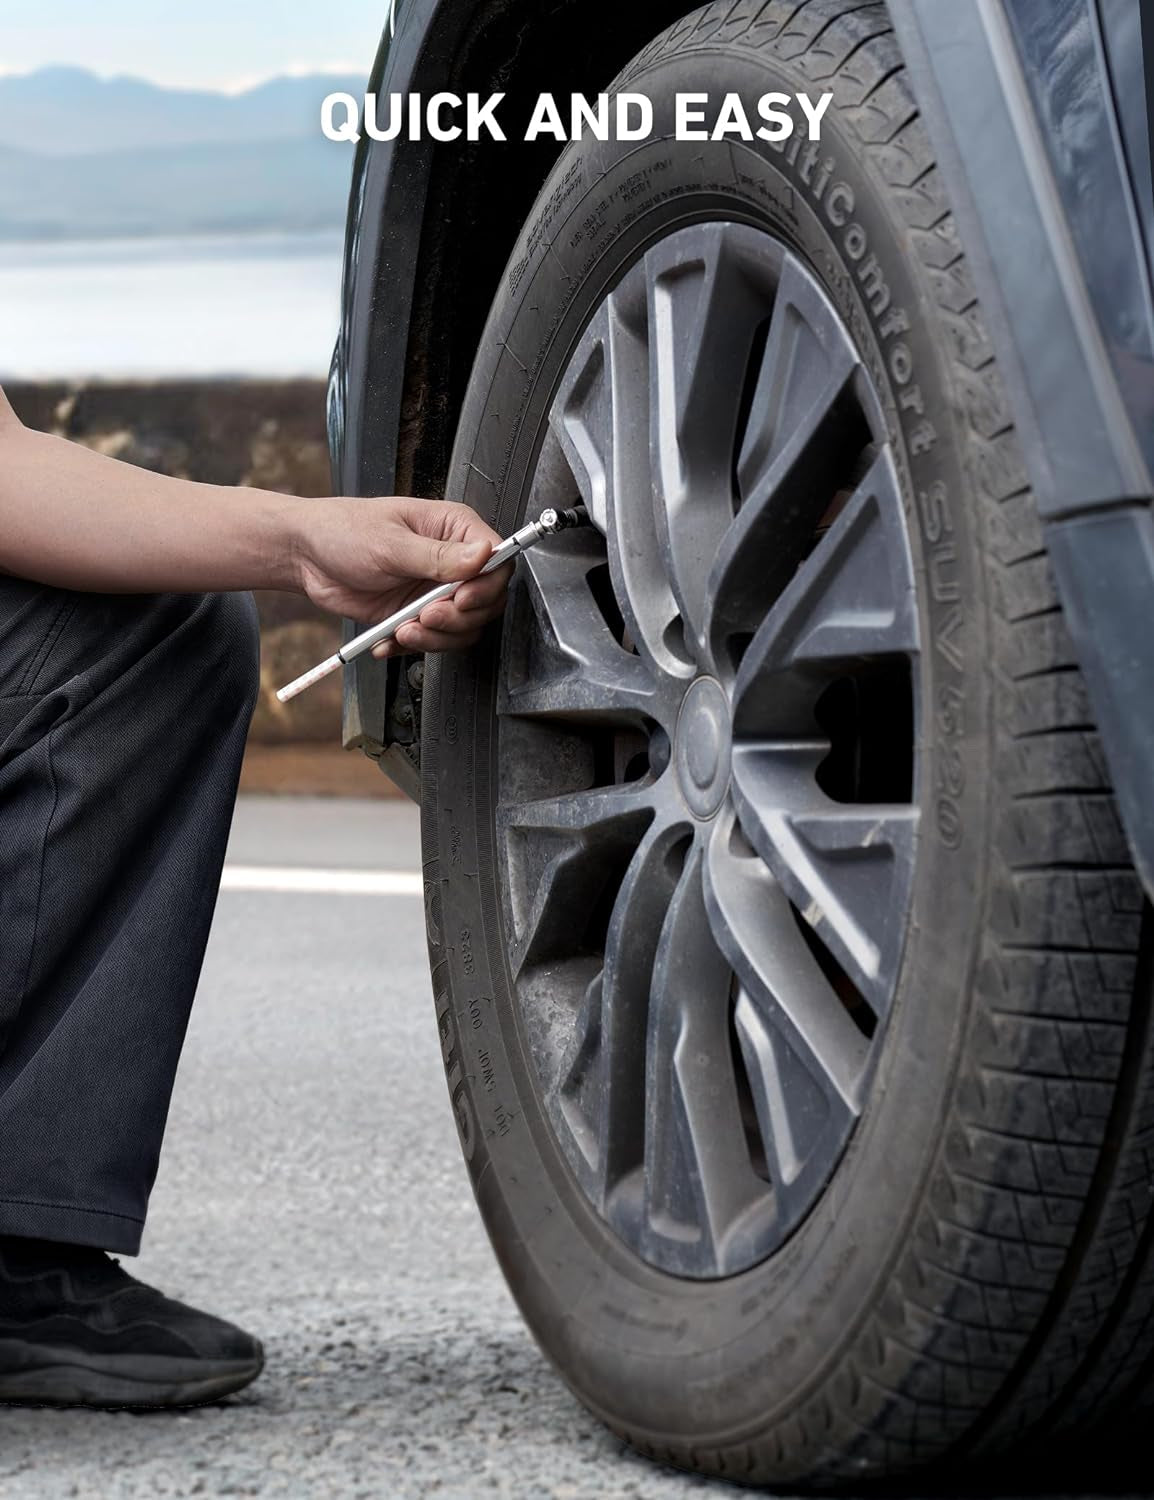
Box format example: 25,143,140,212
0,2,392,794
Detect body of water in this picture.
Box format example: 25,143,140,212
0,232,345,380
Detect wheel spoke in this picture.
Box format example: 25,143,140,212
700,810,863,1236
549,297,687,680
557,813,690,1203
730,744,917,1013
732,447,918,727
706,258,861,656
499,532,663,727
731,983,851,1218
737,251,860,505
500,781,656,838
498,784,656,975
645,226,769,647
637,844,768,1271
703,809,867,1113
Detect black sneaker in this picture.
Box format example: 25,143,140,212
0,1238,264,1408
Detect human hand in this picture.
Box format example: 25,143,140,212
291,496,511,657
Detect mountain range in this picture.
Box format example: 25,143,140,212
0,67,369,240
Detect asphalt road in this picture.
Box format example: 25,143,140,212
2,798,1139,1500
0,796,716,1500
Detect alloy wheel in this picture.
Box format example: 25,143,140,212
495,222,920,1278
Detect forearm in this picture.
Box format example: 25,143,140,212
0,390,510,654
0,416,302,594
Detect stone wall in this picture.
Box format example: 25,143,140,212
5,379,391,794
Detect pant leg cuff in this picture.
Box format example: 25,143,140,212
0,1197,143,1255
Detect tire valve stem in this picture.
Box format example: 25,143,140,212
275,504,590,703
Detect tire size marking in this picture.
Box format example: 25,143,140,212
510,159,586,297
569,158,673,256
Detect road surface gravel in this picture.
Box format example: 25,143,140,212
0,799,714,1499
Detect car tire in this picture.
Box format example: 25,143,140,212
420,0,1154,1484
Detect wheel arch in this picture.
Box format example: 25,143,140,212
331,0,699,769
393,2,716,506
333,0,699,503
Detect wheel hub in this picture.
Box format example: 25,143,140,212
675,677,731,819
495,221,921,1278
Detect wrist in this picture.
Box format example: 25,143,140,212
253,489,312,593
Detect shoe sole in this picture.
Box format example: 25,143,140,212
0,1339,264,1409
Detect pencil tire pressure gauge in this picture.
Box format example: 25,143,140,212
275,506,586,702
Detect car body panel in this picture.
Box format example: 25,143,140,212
890,0,1154,891
328,0,440,783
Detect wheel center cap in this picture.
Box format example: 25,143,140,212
675,676,731,819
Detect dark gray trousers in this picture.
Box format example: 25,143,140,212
0,579,259,1254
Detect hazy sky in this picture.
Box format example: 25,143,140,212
1,0,386,90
